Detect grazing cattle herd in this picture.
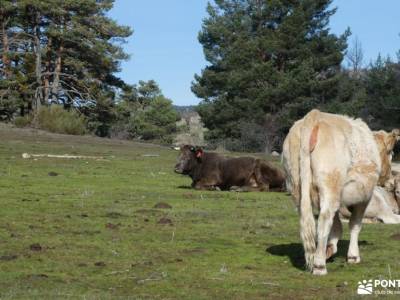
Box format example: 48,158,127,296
174,109,400,275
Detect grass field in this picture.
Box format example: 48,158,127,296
0,124,400,299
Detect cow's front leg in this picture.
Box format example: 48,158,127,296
193,184,214,190
230,186,248,192
193,181,220,191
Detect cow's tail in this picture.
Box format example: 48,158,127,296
299,109,319,271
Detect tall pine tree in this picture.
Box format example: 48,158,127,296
0,0,131,119
192,0,349,150
363,55,400,130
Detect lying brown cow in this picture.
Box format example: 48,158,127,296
174,145,285,191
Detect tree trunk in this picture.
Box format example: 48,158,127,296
27,99,32,113
51,43,63,103
33,12,43,112
43,37,52,103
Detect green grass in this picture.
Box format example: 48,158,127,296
0,124,399,299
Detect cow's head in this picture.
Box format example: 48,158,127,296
395,179,400,201
174,145,204,174
384,174,400,205
374,129,400,186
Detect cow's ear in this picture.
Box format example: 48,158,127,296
195,148,203,158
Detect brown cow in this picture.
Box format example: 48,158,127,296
174,145,285,191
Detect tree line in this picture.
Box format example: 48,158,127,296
0,0,179,141
2,0,399,150
192,0,400,152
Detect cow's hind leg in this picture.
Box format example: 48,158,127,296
326,212,342,259
347,202,368,263
253,168,270,192
313,186,339,275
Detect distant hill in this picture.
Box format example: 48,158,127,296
173,105,197,114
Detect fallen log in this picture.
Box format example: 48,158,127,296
22,153,106,160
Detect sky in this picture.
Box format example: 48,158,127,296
109,0,400,106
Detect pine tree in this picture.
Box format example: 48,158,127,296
192,0,349,150
114,80,180,142
0,0,132,119
363,55,400,130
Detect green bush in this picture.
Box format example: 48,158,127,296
36,105,87,135
14,114,33,128
127,96,180,142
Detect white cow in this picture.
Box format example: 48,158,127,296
282,109,398,275
395,174,400,205
385,173,400,211
391,162,400,174
340,186,400,224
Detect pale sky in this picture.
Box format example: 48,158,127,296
110,0,400,105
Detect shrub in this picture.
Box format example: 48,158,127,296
109,122,130,139
83,97,116,137
204,120,282,153
14,114,33,128
127,96,180,142
36,105,87,135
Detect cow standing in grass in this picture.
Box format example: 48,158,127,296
174,145,285,191
282,109,399,275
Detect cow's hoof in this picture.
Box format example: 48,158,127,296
347,256,361,264
312,265,327,276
